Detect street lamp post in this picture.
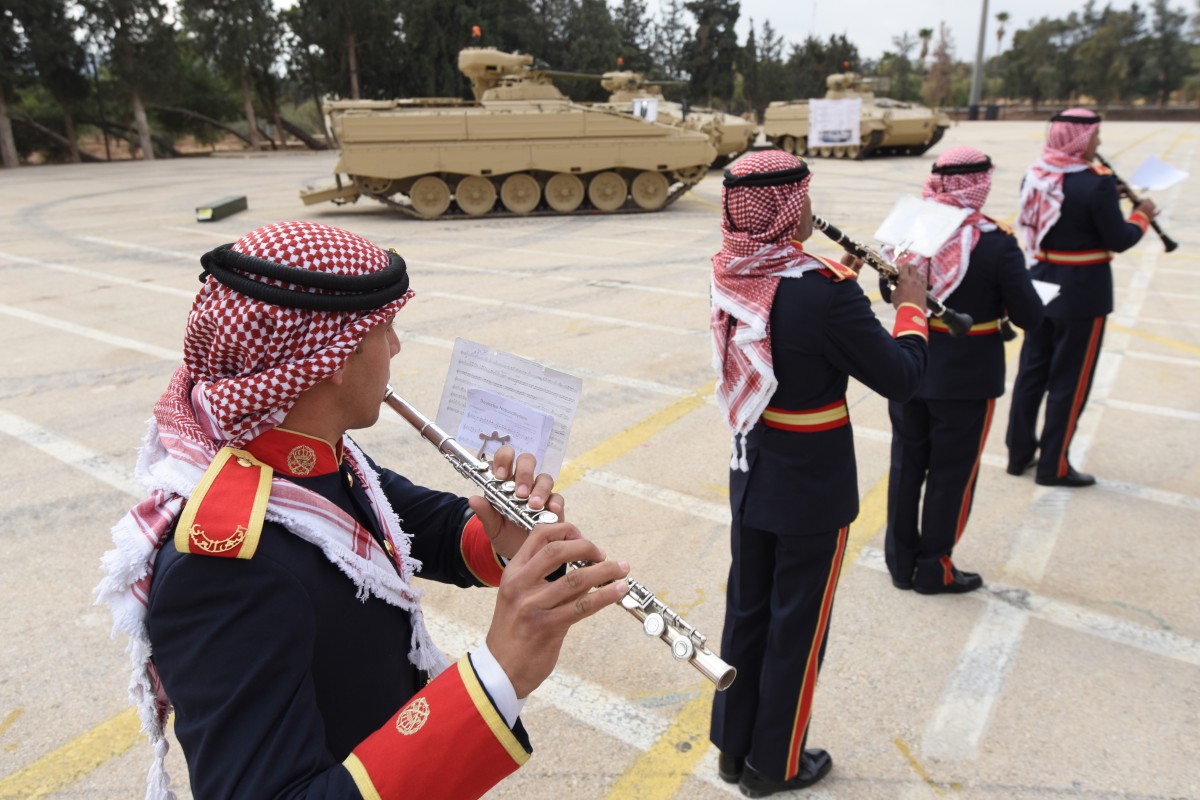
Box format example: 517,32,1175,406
968,0,990,120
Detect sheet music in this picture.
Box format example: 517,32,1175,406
874,195,971,258
435,338,582,477
1031,279,1061,305
1127,155,1188,192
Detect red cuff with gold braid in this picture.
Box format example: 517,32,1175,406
461,514,504,587
892,302,929,341
344,658,530,800
1128,210,1151,234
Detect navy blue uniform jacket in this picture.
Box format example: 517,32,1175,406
1034,168,1146,318
732,270,928,536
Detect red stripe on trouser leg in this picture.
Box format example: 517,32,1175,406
1058,318,1104,478
940,555,954,585
784,526,849,779
954,398,996,545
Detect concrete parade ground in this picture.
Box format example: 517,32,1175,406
0,120,1196,800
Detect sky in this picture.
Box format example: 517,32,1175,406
733,0,1192,62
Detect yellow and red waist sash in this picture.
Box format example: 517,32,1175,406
1034,248,1112,266
762,399,849,433
929,317,1003,335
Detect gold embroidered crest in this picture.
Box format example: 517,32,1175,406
395,697,430,735
189,524,247,554
287,445,318,475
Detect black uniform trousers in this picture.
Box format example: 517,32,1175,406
711,520,848,781
1006,315,1106,481
885,396,996,588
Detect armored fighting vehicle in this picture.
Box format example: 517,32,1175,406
591,71,756,167
299,48,716,219
762,73,950,160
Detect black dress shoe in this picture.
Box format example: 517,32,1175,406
891,572,913,590
739,750,832,797
914,566,983,595
1036,467,1096,487
718,752,745,783
1006,456,1036,476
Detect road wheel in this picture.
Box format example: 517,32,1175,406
818,146,834,158
796,137,808,156
545,173,584,213
409,176,451,219
781,135,797,154
354,175,395,196
588,171,627,212
455,175,496,216
630,171,670,211
500,173,540,214
834,146,848,159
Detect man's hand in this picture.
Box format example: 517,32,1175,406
485,522,630,698
839,251,865,276
891,262,928,312
1135,198,1159,220
469,445,563,560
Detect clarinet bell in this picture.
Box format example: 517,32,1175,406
940,307,975,337
1163,234,1180,253
1000,318,1018,342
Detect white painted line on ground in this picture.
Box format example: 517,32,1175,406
75,236,195,260
417,260,707,299
1095,397,1200,421
583,469,729,523
0,252,194,298
0,409,140,496
0,304,182,361
857,548,1200,667
1122,350,1200,368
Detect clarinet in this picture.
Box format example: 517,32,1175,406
1095,154,1179,253
382,387,737,691
811,215,975,337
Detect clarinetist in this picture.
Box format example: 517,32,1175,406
708,150,928,796
97,221,630,800
1007,110,1159,487
879,147,1044,595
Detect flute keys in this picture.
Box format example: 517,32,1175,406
643,612,666,637
671,637,695,661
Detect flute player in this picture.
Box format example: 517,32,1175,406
97,220,629,799
708,150,928,796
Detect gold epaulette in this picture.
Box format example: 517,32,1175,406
175,447,273,559
809,252,858,281
984,215,1015,236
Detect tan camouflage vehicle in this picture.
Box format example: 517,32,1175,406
299,48,716,219
591,71,756,167
763,73,950,160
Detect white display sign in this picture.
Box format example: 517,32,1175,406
874,195,971,258
808,98,861,147
632,97,659,123
435,338,582,477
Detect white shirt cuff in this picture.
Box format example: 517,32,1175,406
469,643,526,728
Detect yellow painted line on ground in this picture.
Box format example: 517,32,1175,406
1107,126,1169,160
0,708,141,800
602,686,714,800
1163,127,1198,159
894,737,950,796
848,475,890,566
557,381,715,491
0,709,22,740
1109,322,1200,357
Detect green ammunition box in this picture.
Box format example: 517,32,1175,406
196,195,248,222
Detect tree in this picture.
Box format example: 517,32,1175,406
0,1,23,166
80,0,178,160
995,11,1010,53
287,0,406,100
612,0,654,73
921,22,955,107
180,0,281,149
561,0,619,98
1145,0,1189,105
681,0,740,107
1004,17,1072,108
13,0,91,162
1073,6,1145,106
652,0,690,80
917,27,934,70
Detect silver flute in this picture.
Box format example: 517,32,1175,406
383,386,736,691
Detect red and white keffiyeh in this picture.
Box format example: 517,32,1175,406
711,150,820,469
908,146,996,302
94,222,439,800
1017,108,1101,258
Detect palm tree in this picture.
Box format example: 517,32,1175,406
995,11,1010,54
918,27,934,69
